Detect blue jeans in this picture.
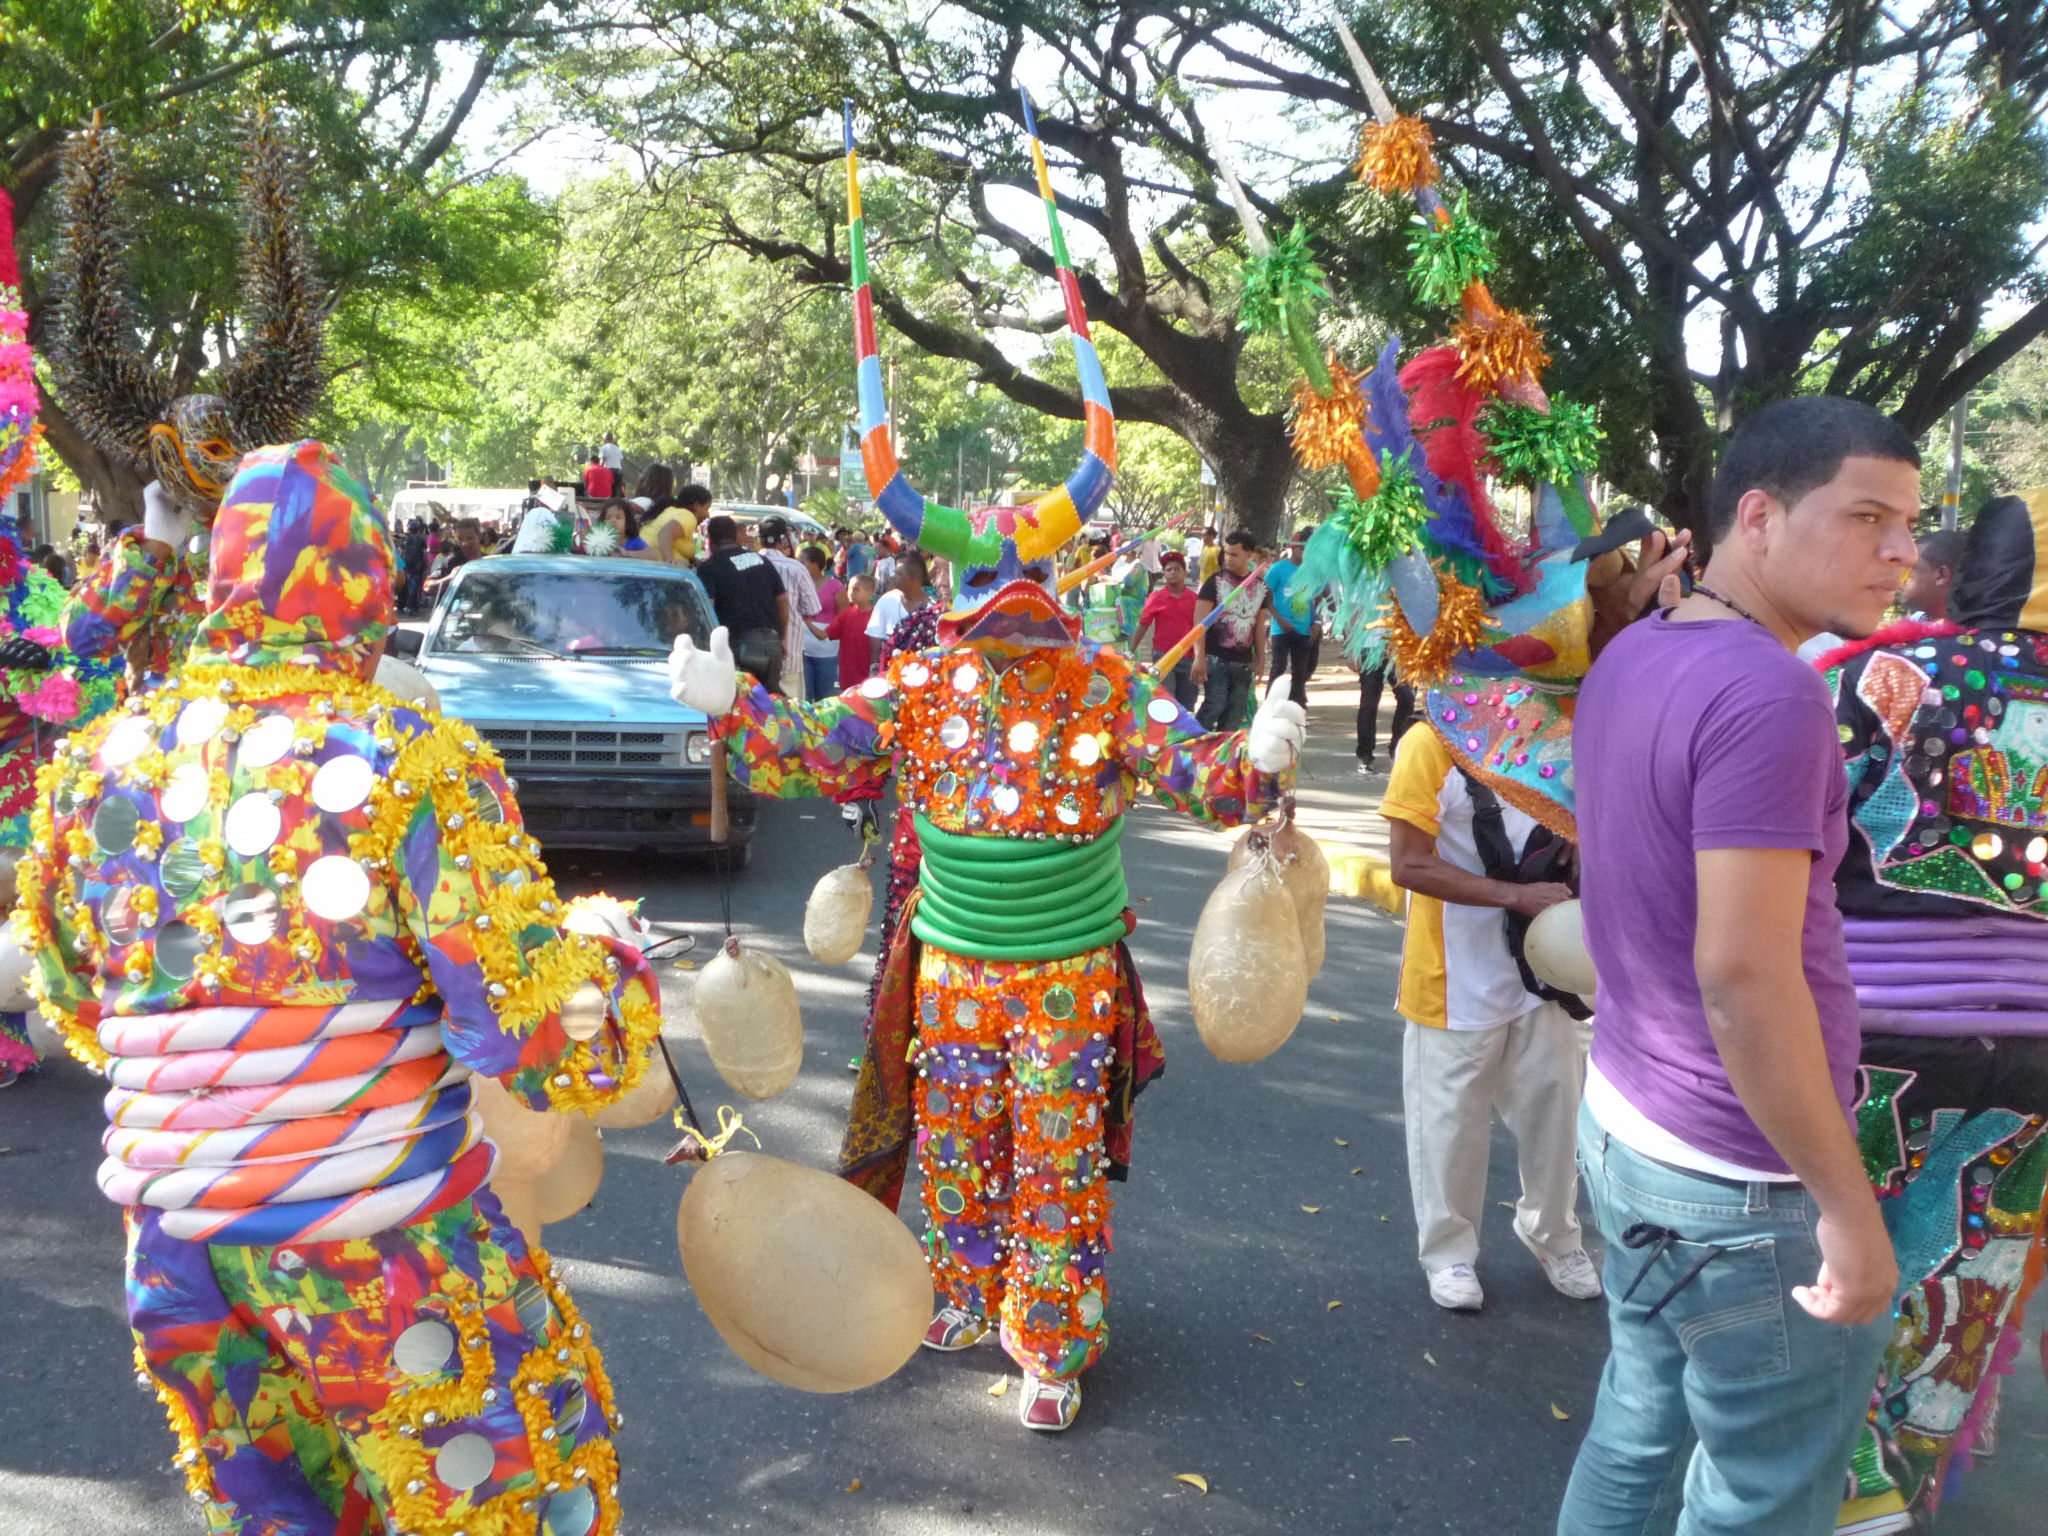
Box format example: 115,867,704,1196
803,653,840,700
1159,653,1198,712
1558,1101,1889,1536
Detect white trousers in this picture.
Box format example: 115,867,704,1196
1402,1000,1586,1272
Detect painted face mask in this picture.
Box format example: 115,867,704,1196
845,97,1114,656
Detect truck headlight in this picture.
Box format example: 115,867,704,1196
683,732,712,765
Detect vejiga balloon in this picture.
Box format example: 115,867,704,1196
470,1073,572,1183
1229,821,1329,977
803,863,873,965
693,938,802,1098
676,1152,930,1392
585,1057,678,1129
0,927,31,1012
373,654,442,714
1525,898,1598,998
532,1116,605,1224
1188,851,1308,1063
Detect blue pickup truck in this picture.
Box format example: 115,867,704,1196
390,554,756,861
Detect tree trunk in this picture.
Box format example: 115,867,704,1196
39,395,145,527
1177,406,1295,545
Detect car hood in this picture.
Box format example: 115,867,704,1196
417,654,709,726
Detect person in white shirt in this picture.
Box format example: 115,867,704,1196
598,431,623,473
865,548,934,648
757,515,821,698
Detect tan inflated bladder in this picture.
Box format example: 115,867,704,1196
471,1074,572,1183
532,1116,605,1224
693,938,803,1098
1229,820,1329,977
1189,850,1309,1063
803,863,874,966
585,1059,678,1129
676,1152,930,1392
1525,898,1598,998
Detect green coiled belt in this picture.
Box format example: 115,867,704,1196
911,813,1130,961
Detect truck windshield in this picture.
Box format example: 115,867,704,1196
436,567,713,657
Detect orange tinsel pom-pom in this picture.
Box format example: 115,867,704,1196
1355,116,1439,197
1450,308,1550,395
1385,568,1489,687
1289,358,1369,472
1342,437,1381,500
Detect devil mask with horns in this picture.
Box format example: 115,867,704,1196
49,114,326,517
847,100,1115,655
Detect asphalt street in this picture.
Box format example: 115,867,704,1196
2,706,2043,1535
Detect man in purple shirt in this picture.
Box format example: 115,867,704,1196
1560,398,1919,1536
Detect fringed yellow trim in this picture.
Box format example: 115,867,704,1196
133,1336,216,1506
1355,115,1438,196
1384,569,1490,687
1289,357,1370,472
379,1260,622,1536
1451,308,1550,394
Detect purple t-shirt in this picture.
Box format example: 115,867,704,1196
1576,611,1857,1174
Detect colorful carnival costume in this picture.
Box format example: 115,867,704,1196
50,113,326,690
17,442,660,1535
667,101,1304,1432
1823,491,2048,1533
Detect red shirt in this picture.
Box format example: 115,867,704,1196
1138,586,1197,656
828,605,876,688
581,464,617,498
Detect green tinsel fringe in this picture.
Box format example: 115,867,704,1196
1238,223,1329,337
1335,449,1432,571
1479,397,1603,487
1406,193,1495,311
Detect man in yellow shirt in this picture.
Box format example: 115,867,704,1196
1379,725,1600,1312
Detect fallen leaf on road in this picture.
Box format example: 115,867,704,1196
1175,1474,1209,1494
988,1379,1009,1398
1551,1403,1571,1420
845,1480,862,1492
1334,1138,1350,1146
673,959,697,970
1327,1013,1341,1021
1136,896,1153,903
1424,1351,1437,1366
1252,1333,1273,1343
1379,1214,1389,1221
1292,1379,1306,1387
1301,1205,1321,1214
1327,1300,1344,1310
1498,1201,1515,1209
1390,1436,1412,1443
1351,1167,1364,1175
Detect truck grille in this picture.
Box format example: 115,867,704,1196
475,722,680,768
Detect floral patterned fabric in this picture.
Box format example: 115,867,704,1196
60,525,210,691
128,1193,619,1536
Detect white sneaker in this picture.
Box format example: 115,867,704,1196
1427,1263,1484,1311
1519,1230,1604,1300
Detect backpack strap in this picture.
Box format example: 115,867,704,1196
1457,768,1521,883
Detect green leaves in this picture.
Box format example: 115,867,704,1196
1405,194,1496,311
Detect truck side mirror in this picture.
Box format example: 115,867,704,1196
390,628,424,660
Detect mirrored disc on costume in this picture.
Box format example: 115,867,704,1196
433,1431,495,1492
392,1318,457,1377
558,981,608,1042
990,785,1020,817
513,1276,552,1336
176,697,230,748
222,883,281,946
102,886,146,946
859,676,892,700
99,715,156,769
939,715,970,750
224,794,282,857
541,1485,598,1536
1146,696,1181,725
93,796,141,855
552,1383,589,1442
1020,657,1056,692
237,713,297,768
952,664,979,693
159,763,211,824
1007,721,1040,755
1083,674,1112,709
469,780,505,824
310,754,374,814
1069,734,1102,768
1077,1290,1104,1326
160,839,210,901
900,662,930,688
302,856,371,922
155,922,205,980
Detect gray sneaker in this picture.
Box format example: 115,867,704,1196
1427,1263,1484,1311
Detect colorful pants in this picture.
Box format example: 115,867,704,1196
127,1192,618,1536
914,943,1116,1380
1849,1036,2048,1523
0,1008,35,1075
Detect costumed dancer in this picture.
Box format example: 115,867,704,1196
1821,492,2048,1533
0,185,123,1084
49,113,326,694
667,99,1306,1432
16,442,660,1534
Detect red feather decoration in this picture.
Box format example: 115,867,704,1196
1399,346,1524,592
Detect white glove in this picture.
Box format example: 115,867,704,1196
141,480,193,551
1247,676,1307,774
669,626,738,716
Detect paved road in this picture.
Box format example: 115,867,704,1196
2,701,2042,1534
